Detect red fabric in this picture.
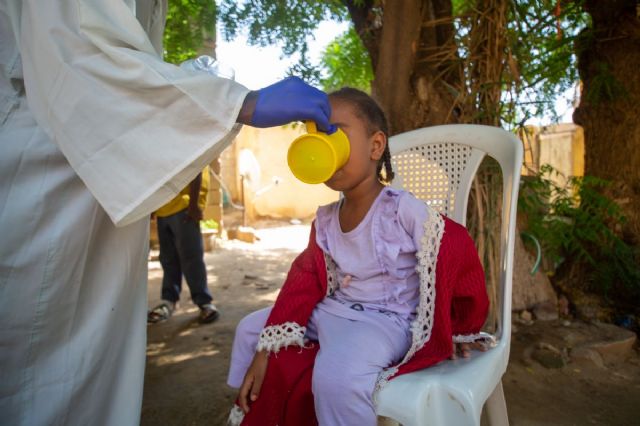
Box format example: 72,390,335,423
240,344,319,426
244,216,488,425
393,217,489,378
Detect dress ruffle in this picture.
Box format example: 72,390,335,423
374,188,403,277
314,202,335,254
374,189,404,304
376,188,432,306
315,188,422,306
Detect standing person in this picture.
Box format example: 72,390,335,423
148,166,219,324
0,1,335,425
226,88,492,426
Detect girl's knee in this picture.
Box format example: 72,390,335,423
312,364,372,402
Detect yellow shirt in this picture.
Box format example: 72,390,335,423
155,166,210,218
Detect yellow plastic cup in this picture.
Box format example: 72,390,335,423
287,121,350,184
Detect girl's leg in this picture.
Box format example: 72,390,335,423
227,306,272,388
310,310,411,426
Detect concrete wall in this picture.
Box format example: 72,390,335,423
521,123,585,185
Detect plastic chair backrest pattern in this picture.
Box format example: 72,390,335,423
378,124,523,425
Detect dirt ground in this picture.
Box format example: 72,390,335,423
141,217,640,426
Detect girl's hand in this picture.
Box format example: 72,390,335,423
450,341,487,359
238,350,269,413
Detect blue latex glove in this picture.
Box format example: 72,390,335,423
251,77,336,134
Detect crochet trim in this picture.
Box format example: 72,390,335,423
402,206,444,363
373,366,399,404
374,204,445,399
257,322,306,353
453,331,497,348
226,404,244,426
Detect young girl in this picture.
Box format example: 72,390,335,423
227,88,490,426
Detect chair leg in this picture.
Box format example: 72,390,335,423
485,380,509,426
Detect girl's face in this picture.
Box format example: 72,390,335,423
324,99,386,193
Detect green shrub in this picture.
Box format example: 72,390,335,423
518,165,640,302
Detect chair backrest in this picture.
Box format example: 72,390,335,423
389,124,523,343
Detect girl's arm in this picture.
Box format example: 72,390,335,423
234,224,324,414
256,223,326,354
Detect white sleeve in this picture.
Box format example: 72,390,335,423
19,0,250,226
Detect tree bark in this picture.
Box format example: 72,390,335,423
347,0,461,135
573,0,640,245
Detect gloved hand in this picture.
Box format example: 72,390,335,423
250,77,336,134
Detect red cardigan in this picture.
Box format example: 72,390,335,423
233,212,489,426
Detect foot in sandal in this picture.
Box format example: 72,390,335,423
147,301,176,324
198,303,220,324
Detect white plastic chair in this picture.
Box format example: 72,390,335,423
376,124,523,426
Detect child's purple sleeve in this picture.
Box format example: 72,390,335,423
396,192,432,249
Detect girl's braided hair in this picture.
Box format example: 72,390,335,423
328,88,394,184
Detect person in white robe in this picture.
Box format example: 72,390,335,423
0,1,334,425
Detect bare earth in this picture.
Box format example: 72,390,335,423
141,218,640,426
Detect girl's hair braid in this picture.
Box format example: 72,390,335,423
328,88,395,184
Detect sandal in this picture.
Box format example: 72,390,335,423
147,302,175,324
198,303,220,324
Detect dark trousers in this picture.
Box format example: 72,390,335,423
157,209,212,306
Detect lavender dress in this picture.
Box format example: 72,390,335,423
314,187,424,324
228,188,432,426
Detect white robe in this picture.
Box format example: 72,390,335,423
0,1,249,425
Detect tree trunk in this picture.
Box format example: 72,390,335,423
347,0,461,135
573,0,640,245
